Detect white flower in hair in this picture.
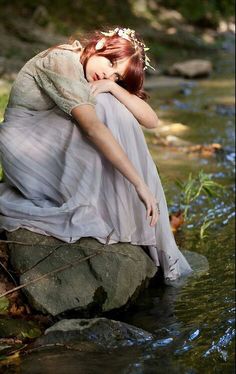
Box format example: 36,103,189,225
95,39,105,50
100,27,156,71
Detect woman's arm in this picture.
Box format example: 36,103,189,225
71,104,159,226
89,80,159,129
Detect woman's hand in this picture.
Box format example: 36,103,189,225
72,105,159,226
89,79,159,129
89,79,115,96
135,182,160,227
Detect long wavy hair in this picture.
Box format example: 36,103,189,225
69,28,149,100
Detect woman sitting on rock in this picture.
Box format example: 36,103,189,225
0,27,192,284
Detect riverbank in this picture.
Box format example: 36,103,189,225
0,9,235,373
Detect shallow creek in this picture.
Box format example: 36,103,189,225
1,35,235,373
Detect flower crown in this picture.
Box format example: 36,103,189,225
95,27,155,71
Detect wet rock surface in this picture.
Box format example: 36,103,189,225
167,59,213,78
144,76,190,90
7,229,157,317
32,318,154,350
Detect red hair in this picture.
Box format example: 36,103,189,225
70,29,149,100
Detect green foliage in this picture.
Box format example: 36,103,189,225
21,327,41,339
175,170,224,220
0,93,9,122
199,218,215,239
0,0,141,33
147,41,169,61
158,0,235,26
174,170,225,238
0,297,9,315
0,318,42,340
0,0,233,35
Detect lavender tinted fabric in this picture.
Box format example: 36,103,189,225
0,44,192,281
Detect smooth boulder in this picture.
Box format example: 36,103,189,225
32,318,154,350
167,59,212,78
7,229,157,316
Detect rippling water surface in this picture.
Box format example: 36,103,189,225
121,35,235,373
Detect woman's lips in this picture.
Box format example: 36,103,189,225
93,73,100,81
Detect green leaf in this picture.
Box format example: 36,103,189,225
202,186,215,197
0,297,9,314
200,219,214,239
175,178,184,189
21,327,41,339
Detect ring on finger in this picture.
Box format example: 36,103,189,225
155,202,160,214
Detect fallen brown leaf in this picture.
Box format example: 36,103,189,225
9,303,26,316
170,212,185,232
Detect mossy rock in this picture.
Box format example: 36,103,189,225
7,229,157,317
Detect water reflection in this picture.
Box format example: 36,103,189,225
203,327,235,361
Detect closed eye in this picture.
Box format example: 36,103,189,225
108,59,123,82
114,73,122,82
109,59,114,67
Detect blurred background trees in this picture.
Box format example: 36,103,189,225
0,0,234,33
158,0,235,26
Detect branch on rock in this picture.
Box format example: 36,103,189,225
0,229,118,299
0,260,18,286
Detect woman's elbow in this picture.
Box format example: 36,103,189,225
144,113,159,129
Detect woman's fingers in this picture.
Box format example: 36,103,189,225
146,204,151,220
149,201,160,226
150,206,156,226
146,202,156,226
151,207,155,226
89,80,113,96
135,183,159,227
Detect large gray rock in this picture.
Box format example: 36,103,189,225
7,229,157,316
32,318,154,350
167,59,212,78
144,76,189,90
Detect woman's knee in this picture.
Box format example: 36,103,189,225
95,92,120,107
95,93,139,129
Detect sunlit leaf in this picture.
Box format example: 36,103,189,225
174,170,224,223
0,351,20,364
21,327,41,339
200,220,214,239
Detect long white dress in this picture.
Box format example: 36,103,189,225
0,40,192,282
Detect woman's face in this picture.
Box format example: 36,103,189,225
85,55,130,83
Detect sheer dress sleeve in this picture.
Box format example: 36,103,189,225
34,49,96,115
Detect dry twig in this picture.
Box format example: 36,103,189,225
0,230,115,299
0,260,18,286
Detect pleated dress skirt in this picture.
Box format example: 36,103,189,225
0,93,192,281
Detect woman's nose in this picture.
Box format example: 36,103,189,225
108,74,117,82
104,68,116,81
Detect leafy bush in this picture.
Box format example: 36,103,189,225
158,0,235,26
175,170,224,220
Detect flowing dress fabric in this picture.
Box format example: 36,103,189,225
0,43,192,282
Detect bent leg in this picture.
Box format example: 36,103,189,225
95,93,193,281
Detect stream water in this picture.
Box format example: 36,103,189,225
1,34,235,373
